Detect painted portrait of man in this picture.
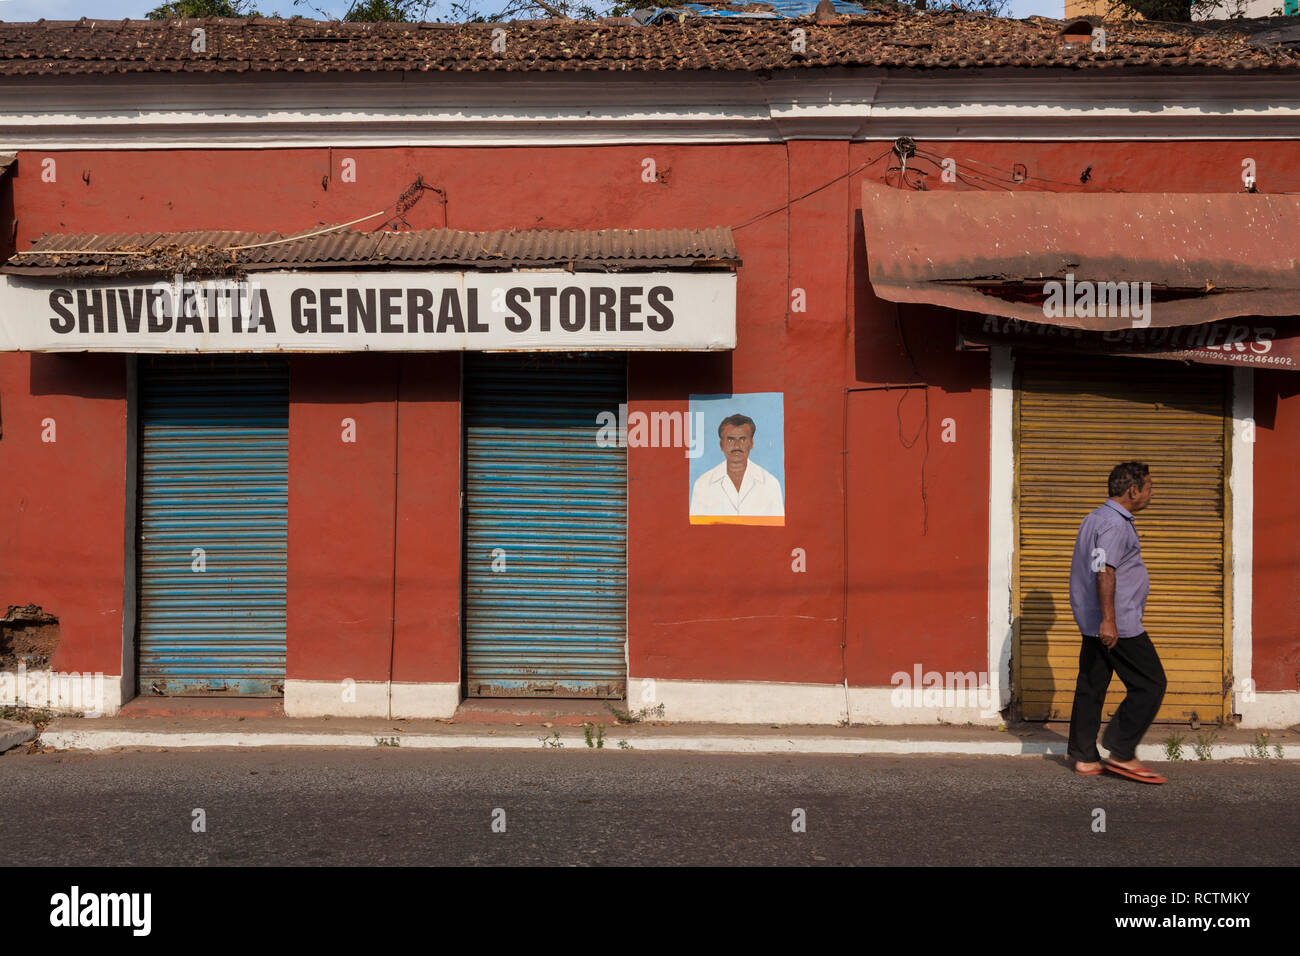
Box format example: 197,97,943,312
688,395,785,526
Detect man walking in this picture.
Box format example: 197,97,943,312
1067,461,1169,784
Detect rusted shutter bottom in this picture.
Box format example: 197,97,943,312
137,356,288,696
463,353,628,698
1014,353,1230,724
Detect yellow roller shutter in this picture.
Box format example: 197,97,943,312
1014,352,1231,724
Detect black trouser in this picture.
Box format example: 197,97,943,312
1067,631,1167,764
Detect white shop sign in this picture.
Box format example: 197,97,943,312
0,270,737,352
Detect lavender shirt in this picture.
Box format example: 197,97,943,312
1068,499,1150,639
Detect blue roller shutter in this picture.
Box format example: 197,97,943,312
137,356,289,696
464,353,628,698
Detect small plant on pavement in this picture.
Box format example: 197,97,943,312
538,731,564,749
582,722,606,749
1164,731,1186,761
617,739,633,750
606,701,666,724
1193,731,1218,761
374,736,400,747
1247,732,1271,759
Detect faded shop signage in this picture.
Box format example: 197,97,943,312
0,271,737,352
961,314,1300,370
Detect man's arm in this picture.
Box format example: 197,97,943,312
1096,566,1119,648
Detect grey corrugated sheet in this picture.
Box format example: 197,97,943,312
5,227,741,277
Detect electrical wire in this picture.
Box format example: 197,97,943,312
731,146,896,231
893,304,931,536
18,178,442,258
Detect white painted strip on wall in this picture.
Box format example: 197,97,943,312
5,74,1300,148
987,346,1015,715
1230,367,1254,719
389,681,462,720
1239,691,1300,729
632,679,1007,726
646,678,847,725
284,679,460,719
848,687,1003,726
0,670,123,716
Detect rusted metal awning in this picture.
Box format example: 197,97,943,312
862,181,1300,331
4,226,740,280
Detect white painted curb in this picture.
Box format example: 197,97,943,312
35,728,1300,760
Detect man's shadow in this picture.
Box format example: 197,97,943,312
1019,587,1073,769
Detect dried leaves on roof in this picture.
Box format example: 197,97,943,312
5,226,742,279
0,14,1296,75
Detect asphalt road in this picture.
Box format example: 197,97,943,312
1,748,1297,866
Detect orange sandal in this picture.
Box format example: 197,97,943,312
1102,759,1167,785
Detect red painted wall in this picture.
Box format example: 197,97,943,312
1253,370,1300,692
285,352,460,686
3,140,1297,703
0,352,126,676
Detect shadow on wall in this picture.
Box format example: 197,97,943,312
1254,367,1300,430
28,353,126,399
630,349,733,401
851,209,981,393
1016,587,1061,721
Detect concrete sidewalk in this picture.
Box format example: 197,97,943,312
30,713,1300,761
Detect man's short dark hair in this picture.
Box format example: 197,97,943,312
1108,461,1150,498
718,414,756,439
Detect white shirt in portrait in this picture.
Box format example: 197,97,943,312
689,459,785,517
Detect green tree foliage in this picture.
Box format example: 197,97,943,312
147,0,262,17
341,0,438,20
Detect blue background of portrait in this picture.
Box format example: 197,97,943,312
687,392,786,501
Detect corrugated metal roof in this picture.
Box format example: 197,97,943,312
4,226,741,279
861,180,1300,330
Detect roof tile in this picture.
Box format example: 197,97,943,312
0,14,1295,75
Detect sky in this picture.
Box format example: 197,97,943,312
0,0,1067,23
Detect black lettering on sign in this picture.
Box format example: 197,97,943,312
436,289,465,334
104,288,119,333
146,289,170,333
558,288,585,332
49,290,74,334
589,287,616,332
119,289,145,334
619,286,643,332
379,288,402,334
504,288,531,333
77,289,104,333
647,286,674,331
176,291,203,334
408,288,434,333
253,289,276,332
230,287,245,334
347,288,377,334
467,289,486,332
320,289,344,334
204,288,221,333
534,287,557,333
291,289,317,333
